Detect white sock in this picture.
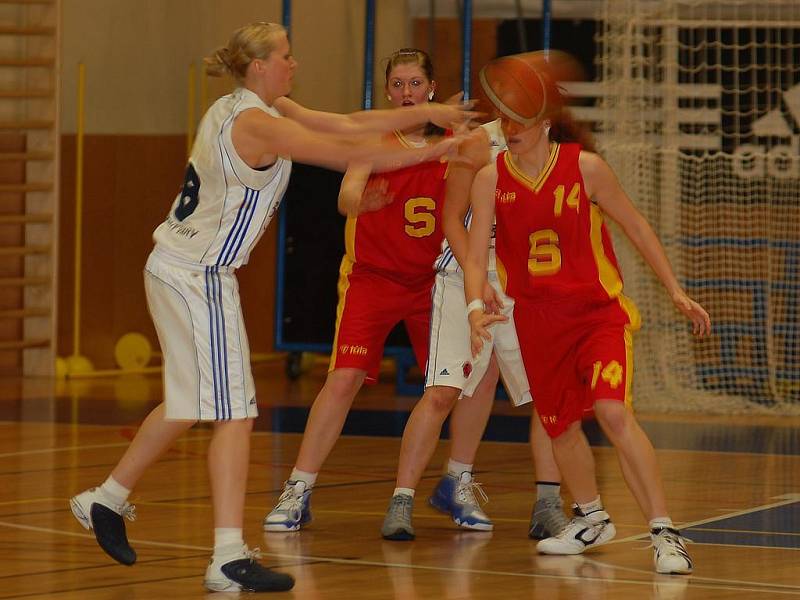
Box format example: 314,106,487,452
577,496,604,516
213,528,244,554
100,476,131,506
649,517,674,530
393,487,415,498
290,468,317,488
447,459,473,478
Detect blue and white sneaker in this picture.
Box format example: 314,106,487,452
263,480,312,532
429,472,493,531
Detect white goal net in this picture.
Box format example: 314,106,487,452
597,0,800,413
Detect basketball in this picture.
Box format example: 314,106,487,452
479,50,584,126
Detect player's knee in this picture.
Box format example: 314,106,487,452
552,420,582,448
324,369,365,399
425,386,459,414
594,401,629,439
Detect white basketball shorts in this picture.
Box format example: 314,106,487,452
424,270,532,407
144,250,258,421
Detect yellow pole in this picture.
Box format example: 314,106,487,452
200,64,208,114
73,63,85,357
187,63,196,159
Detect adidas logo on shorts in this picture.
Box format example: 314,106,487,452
439,368,450,376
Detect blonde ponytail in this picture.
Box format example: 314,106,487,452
203,22,286,82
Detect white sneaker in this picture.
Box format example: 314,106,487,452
536,510,616,555
204,544,295,592
651,527,693,574
70,487,137,565
263,480,312,532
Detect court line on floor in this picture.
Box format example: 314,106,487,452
0,520,798,596
0,437,211,459
608,493,800,545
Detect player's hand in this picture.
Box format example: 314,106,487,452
424,135,462,162
671,290,711,337
427,92,481,130
482,280,504,314
358,177,395,213
468,310,509,357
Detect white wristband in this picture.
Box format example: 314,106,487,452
466,299,485,316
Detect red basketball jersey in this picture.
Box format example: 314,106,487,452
493,143,639,323
344,132,447,285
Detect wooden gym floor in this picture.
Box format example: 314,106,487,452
0,359,798,599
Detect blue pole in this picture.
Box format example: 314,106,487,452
275,0,292,353
461,0,473,99
363,0,376,109
542,0,552,54
281,0,291,30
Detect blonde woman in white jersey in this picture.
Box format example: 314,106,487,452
68,22,473,594
380,119,570,540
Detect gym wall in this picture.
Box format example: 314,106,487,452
56,0,496,368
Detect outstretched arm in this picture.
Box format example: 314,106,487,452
233,109,457,173
580,151,711,337
273,93,477,136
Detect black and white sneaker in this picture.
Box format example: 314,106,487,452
70,487,137,566
536,509,616,555
651,527,693,574
204,545,295,592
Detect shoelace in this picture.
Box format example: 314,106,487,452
554,515,597,540
244,546,263,561
638,528,692,551
654,529,692,549
456,480,489,507
275,486,305,515
388,496,412,520
121,504,137,522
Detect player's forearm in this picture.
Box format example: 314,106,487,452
626,218,684,296
343,105,432,134
442,218,470,269
463,251,488,303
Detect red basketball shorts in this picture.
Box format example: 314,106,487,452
514,297,638,438
329,257,433,383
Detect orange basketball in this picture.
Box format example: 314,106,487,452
479,50,583,126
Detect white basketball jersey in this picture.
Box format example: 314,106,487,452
434,119,505,273
152,87,292,269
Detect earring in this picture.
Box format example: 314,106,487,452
428,91,434,101
386,94,392,101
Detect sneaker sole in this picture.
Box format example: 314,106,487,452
69,498,91,530
657,568,693,575
528,522,551,540
382,529,415,541
537,522,617,555
204,579,241,592
453,517,494,531
429,496,493,531
656,562,693,575
263,521,304,533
